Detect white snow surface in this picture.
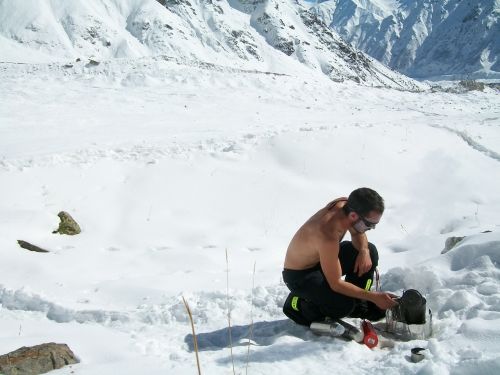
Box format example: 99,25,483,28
1,9,500,375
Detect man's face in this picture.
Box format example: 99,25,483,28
352,210,382,233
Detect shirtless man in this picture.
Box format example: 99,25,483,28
282,187,397,326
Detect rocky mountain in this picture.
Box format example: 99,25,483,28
0,0,421,89
312,0,500,79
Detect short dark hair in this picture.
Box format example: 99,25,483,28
343,188,384,216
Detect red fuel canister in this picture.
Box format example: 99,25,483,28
362,320,378,349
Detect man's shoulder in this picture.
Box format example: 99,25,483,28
326,197,348,210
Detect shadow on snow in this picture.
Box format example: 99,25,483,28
184,319,334,363
184,319,314,352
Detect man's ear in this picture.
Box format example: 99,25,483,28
348,211,358,221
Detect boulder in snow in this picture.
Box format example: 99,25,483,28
52,211,81,235
0,343,79,375
17,240,50,253
442,236,465,254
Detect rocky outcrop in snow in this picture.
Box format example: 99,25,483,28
52,211,81,235
0,343,78,375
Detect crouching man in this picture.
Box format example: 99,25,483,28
282,187,397,325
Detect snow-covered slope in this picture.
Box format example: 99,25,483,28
0,0,422,89
312,0,500,79
1,60,500,373
2,1,500,374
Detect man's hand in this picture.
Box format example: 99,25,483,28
369,291,398,310
354,250,372,276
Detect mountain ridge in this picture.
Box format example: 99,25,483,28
0,0,422,89
312,0,500,80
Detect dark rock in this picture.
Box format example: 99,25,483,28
17,240,49,253
275,38,295,56
212,4,224,14
459,80,485,92
231,30,243,38
52,211,81,235
164,0,190,6
246,45,260,59
441,236,465,254
0,343,78,375
86,59,100,67
485,82,500,91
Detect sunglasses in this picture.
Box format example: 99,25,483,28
358,214,379,229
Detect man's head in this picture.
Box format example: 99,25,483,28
343,188,384,233
345,188,384,216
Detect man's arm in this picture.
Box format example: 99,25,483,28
349,229,372,276
319,238,396,310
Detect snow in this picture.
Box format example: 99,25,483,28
1,56,500,374
1,1,500,375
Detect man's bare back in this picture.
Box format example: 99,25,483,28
284,198,348,270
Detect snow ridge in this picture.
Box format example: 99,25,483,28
429,124,500,163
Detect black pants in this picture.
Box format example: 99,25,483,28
282,241,382,325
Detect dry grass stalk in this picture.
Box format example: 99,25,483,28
182,296,202,375
245,261,256,375
226,248,236,375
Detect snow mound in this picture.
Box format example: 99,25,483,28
381,232,500,371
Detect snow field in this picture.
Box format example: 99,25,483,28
1,59,500,374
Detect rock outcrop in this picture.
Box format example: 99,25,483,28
0,343,78,375
52,211,81,235
17,240,50,253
